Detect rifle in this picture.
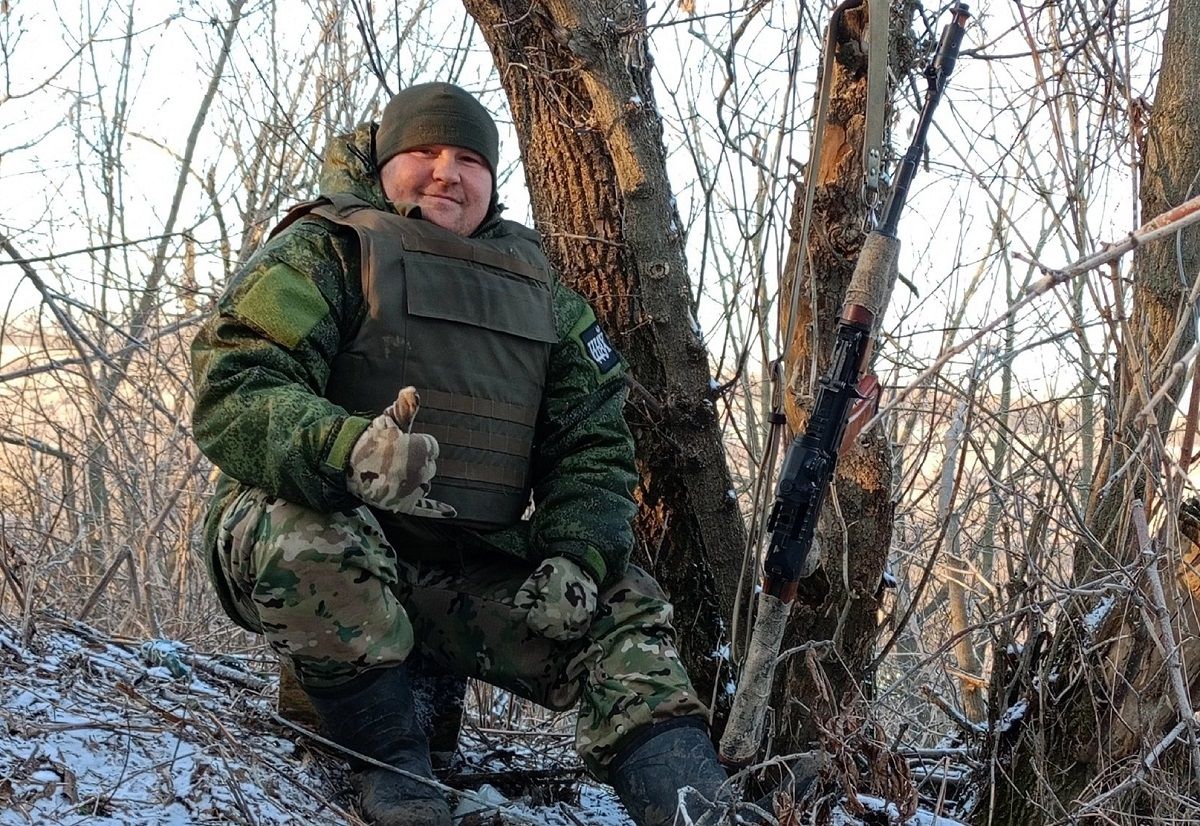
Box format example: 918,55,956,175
719,3,971,767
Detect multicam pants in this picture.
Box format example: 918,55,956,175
212,486,707,776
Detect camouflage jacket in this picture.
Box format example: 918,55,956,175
191,124,637,585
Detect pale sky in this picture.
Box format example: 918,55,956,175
0,0,1171,404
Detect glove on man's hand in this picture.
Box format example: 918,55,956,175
346,387,455,518
515,556,599,641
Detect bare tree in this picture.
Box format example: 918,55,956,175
977,0,1200,821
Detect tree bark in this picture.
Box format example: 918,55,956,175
978,1,1200,822
462,0,747,706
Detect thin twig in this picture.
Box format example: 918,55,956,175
1131,499,1200,780
1073,719,1192,817
1135,339,1200,424
1179,353,1200,474
77,451,205,623
864,192,1200,435
920,685,986,739
0,233,192,267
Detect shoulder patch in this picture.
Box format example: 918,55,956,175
579,321,621,375
230,263,328,350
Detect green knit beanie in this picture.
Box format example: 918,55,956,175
375,82,500,174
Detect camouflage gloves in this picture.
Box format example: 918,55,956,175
514,556,599,641
346,387,456,518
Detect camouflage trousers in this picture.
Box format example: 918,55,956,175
211,486,707,777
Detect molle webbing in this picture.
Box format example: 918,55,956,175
418,389,538,489
419,389,540,428
310,196,557,530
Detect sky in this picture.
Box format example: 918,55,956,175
0,0,1174,406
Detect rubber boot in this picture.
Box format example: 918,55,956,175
304,665,452,826
609,717,736,826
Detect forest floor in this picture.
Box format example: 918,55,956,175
0,610,963,825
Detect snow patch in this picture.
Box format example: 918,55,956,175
997,700,1029,733
1083,594,1116,635
1,612,638,825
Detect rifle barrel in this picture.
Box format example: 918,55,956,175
878,3,970,238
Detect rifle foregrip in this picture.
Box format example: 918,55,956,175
844,232,901,320
719,591,792,766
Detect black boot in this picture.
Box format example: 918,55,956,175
304,665,452,826
406,654,466,771
610,717,736,826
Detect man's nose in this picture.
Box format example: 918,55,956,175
430,152,461,182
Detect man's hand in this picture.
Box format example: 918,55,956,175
346,387,455,518
515,557,598,641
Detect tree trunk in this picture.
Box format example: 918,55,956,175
772,0,913,751
462,0,748,706
978,1,1200,822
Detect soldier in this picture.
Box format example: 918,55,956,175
191,83,733,826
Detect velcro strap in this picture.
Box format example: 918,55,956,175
421,389,539,428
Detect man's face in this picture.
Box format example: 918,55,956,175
380,145,492,236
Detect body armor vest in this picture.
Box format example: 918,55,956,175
286,195,557,530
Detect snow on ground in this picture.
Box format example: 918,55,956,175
1,611,965,825
1,612,358,825
0,611,632,825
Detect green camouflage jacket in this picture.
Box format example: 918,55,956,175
191,124,637,585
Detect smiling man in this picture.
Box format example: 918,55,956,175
374,86,495,236
191,83,733,826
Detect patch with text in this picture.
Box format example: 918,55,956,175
580,322,621,375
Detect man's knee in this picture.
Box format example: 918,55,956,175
215,488,416,685
575,564,709,772
594,564,676,633
218,489,396,589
